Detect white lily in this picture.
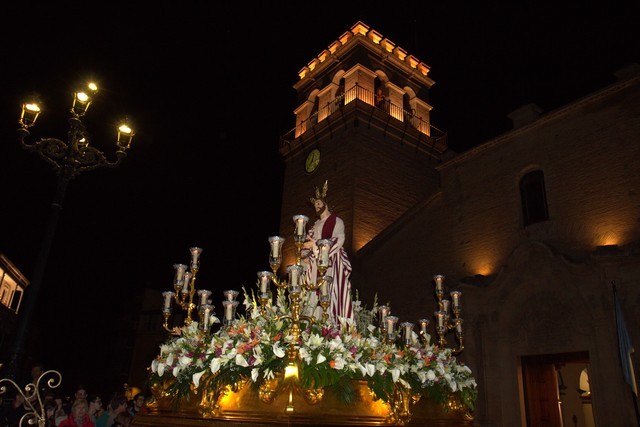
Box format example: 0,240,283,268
192,370,206,388
273,343,286,358
210,358,221,374
235,354,249,367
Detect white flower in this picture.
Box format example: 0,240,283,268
192,370,206,388
298,347,311,363
251,368,259,382
157,363,165,377
235,354,249,367
333,357,345,370
210,358,221,374
273,343,286,358
151,360,158,373
365,363,376,377
263,368,275,380
179,355,192,367
391,368,400,382
357,363,367,376
166,353,174,366
307,333,323,349
316,353,327,364
427,370,436,381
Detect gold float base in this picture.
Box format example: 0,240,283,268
132,380,473,427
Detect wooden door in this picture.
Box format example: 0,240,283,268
523,362,563,427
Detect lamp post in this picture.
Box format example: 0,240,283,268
4,82,135,381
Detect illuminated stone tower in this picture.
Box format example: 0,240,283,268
278,21,448,267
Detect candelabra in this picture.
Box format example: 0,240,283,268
162,247,222,334
375,275,464,353
6,81,135,380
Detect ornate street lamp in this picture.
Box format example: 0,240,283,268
5,81,135,380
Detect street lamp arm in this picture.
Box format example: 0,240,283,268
17,122,128,180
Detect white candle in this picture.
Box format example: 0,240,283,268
182,271,192,294
436,311,445,328
162,292,174,310
203,307,210,327
294,216,305,236
320,246,329,267
405,323,413,337
225,302,234,320
190,247,202,266
456,319,464,334
450,291,461,308
387,318,395,334
320,281,328,297
272,239,281,257
259,273,269,293
434,275,444,292
174,264,186,282
199,290,211,306
419,319,429,335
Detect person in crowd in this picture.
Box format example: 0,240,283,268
53,395,68,426
112,412,133,427
0,391,27,427
303,180,354,322
87,395,104,423
95,395,128,427
127,393,148,417
24,362,49,406
57,398,94,427
71,386,88,405
44,401,58,427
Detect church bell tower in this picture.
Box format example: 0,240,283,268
278,21,448,268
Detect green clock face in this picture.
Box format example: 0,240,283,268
305,148,321,173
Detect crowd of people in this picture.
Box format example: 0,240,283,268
0,363,149,427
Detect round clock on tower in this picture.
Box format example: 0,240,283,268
304,148,321,174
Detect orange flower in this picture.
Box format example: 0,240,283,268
329,360,336,369
272,332,282,342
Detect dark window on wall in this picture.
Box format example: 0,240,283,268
520,170,549,226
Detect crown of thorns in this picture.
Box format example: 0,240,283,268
309,180,329,204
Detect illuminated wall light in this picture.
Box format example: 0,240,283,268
406,55,419,69
317,49,330,63
381,38,395,53
298,66,310,80
393,46,407,61
601,233,620,246
469,254,494,277
368,30,383,44
339,31,352,45
351,21,369,36
308,58,319,71
418,62,430,76
328,41,341,54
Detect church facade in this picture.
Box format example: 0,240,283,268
278,21,640,426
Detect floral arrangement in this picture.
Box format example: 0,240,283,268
149,287,477,412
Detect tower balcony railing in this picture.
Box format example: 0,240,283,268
280,84,448,151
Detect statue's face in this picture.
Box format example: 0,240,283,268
314,199,327,216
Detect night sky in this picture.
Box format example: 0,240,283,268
1,3,639,394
